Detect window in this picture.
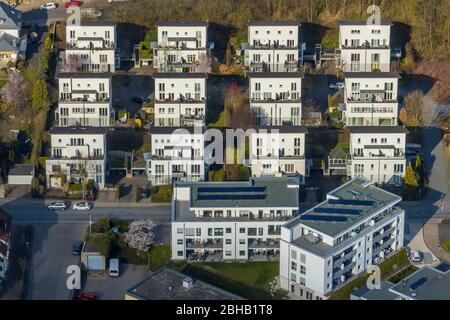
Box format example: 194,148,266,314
239,228,245,233
290,273,297,282
177,239,183,245
225,251,232,256
239,251,245,256
177,251,183,256
291,261,297,271
225,228,232,234
225,239,232,245
239,239,245,245
291,250,297,260
300,265,306,275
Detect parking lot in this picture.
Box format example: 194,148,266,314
28,222,87,300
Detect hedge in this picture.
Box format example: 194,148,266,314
328,248,409,300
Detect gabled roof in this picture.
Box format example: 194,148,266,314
0,33,19,52
0,2,22,30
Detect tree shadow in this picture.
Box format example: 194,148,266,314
209,22,236,62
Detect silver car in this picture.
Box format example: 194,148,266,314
47,201,68,211
72,201,92,211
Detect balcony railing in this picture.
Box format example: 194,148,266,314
59,97,110,103
66,41,115,50
156,98,205,104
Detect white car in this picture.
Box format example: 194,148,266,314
329,82,344,90
40,3,58,10
47,201,68,211
410,250,423,262
72,201,92,211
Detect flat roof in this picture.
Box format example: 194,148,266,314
344,72,400,78
257,126,308,134
348,126,409,134
152,72,208,79
249,72,304,78
126,267,243,300
351,281,398,300
389,267,450,300
248,20,301,26
49,126,108,135
286,178,402,237
175,177,300,211
338,20,392,26
56,72,113,79
67,21,116,27
156,21,208,27
149,126,204,135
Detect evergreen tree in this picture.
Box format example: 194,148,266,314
403,163,419,187
31,80,50,114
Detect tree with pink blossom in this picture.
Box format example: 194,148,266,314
194,53,212,73
0,71,29,110
124,220,156,252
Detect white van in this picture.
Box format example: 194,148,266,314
108,258,120,277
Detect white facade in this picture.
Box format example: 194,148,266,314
0,211,11,282
65,23,118,72
279,178,405,299
250,127,307,182
46,127,108,190
154,73,207,126
153,22,212,72
249,73,303,126
147,127,205,185
338,20,391,72
56,73,112,127
343,73,399,126
171,177,301,261
244,21,302,72
0,2,26,66
349,127,407,185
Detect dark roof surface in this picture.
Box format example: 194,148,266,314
344,72,400,78
249,72,304,78
153,73,208,79
348,126,409,134
49,127,108,135
248,20,301,26
156,21,208,27
338,19,392,26
8,164,34,176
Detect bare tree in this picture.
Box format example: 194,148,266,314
61,54,82,72
194,53,212,73
223,82,257,129
400,90,424,126
302,99,322,125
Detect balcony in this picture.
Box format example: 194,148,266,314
346,96,397,104
352,149,404,159
246,42,298,50
186,240,223,249
248,239,280,249
341,43,389,50
156,98,206,104
51,155,105,161
59,96,110,104
250,95,301,104
66,41,115,50
333,249,356,267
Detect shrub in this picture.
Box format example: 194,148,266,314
151,185,173,202
91,218,110,233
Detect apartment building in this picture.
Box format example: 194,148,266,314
249,126,307,182
0,2,26,67
280,177,405,299
249,72,303,126
153,73,207,127
153,21,213,72
171,177,301,261
55,72,113,127
0,209,12,282
147,127,205,185
46,127,108,190
244,20,303,72
343,72,400,126
65,22,118,73
348,126,408,185
338,20,392,72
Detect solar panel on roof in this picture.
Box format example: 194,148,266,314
314,207,361,215
328,199,374,206
197,194,267,201
410,277,427,290
301,214,348,222
197,187,266,193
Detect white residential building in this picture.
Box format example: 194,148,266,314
46,127,108,190
343,72,400,126
55,72,113,127
153,73,207,127
338,20,392,72
280,178,405,299
171,177,301,261
0,209,11,282
348,126,408,185
147,127,205,185
65,22,118,73
153,21,213,73
249,72,303,126
244,20,303,72
0,2,26,67
250,126,307,183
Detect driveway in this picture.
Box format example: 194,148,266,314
404,221,439,267
81,263,148,300
112,75,153,116
28,222,88,300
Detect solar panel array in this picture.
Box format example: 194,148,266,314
301,214,348,222
197,187,266,193
197,194,266,201
410,277,427,290
314,207,361,215
328,199,374,206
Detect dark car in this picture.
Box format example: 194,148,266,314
139,187,150,198
132,96,150,104
72,242,84,255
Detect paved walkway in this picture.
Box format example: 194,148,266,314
423,219,450,263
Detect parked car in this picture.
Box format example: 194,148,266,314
72,201,92,211
64,1,82,7
132,96,150,104
77,292,97,300
40,2,58,10
47,201,68,211
329,82,344,90
72,242,84,255
108,258,120,277
410,250,423,262
139,187,150,198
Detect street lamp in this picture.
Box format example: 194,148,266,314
89,213,92,233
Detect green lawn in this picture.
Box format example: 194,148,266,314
441,240,450,251
149,245,171,271
387,265,419,284
201,261,279,290
0,79,7,89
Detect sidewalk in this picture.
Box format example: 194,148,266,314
423,219,450,264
